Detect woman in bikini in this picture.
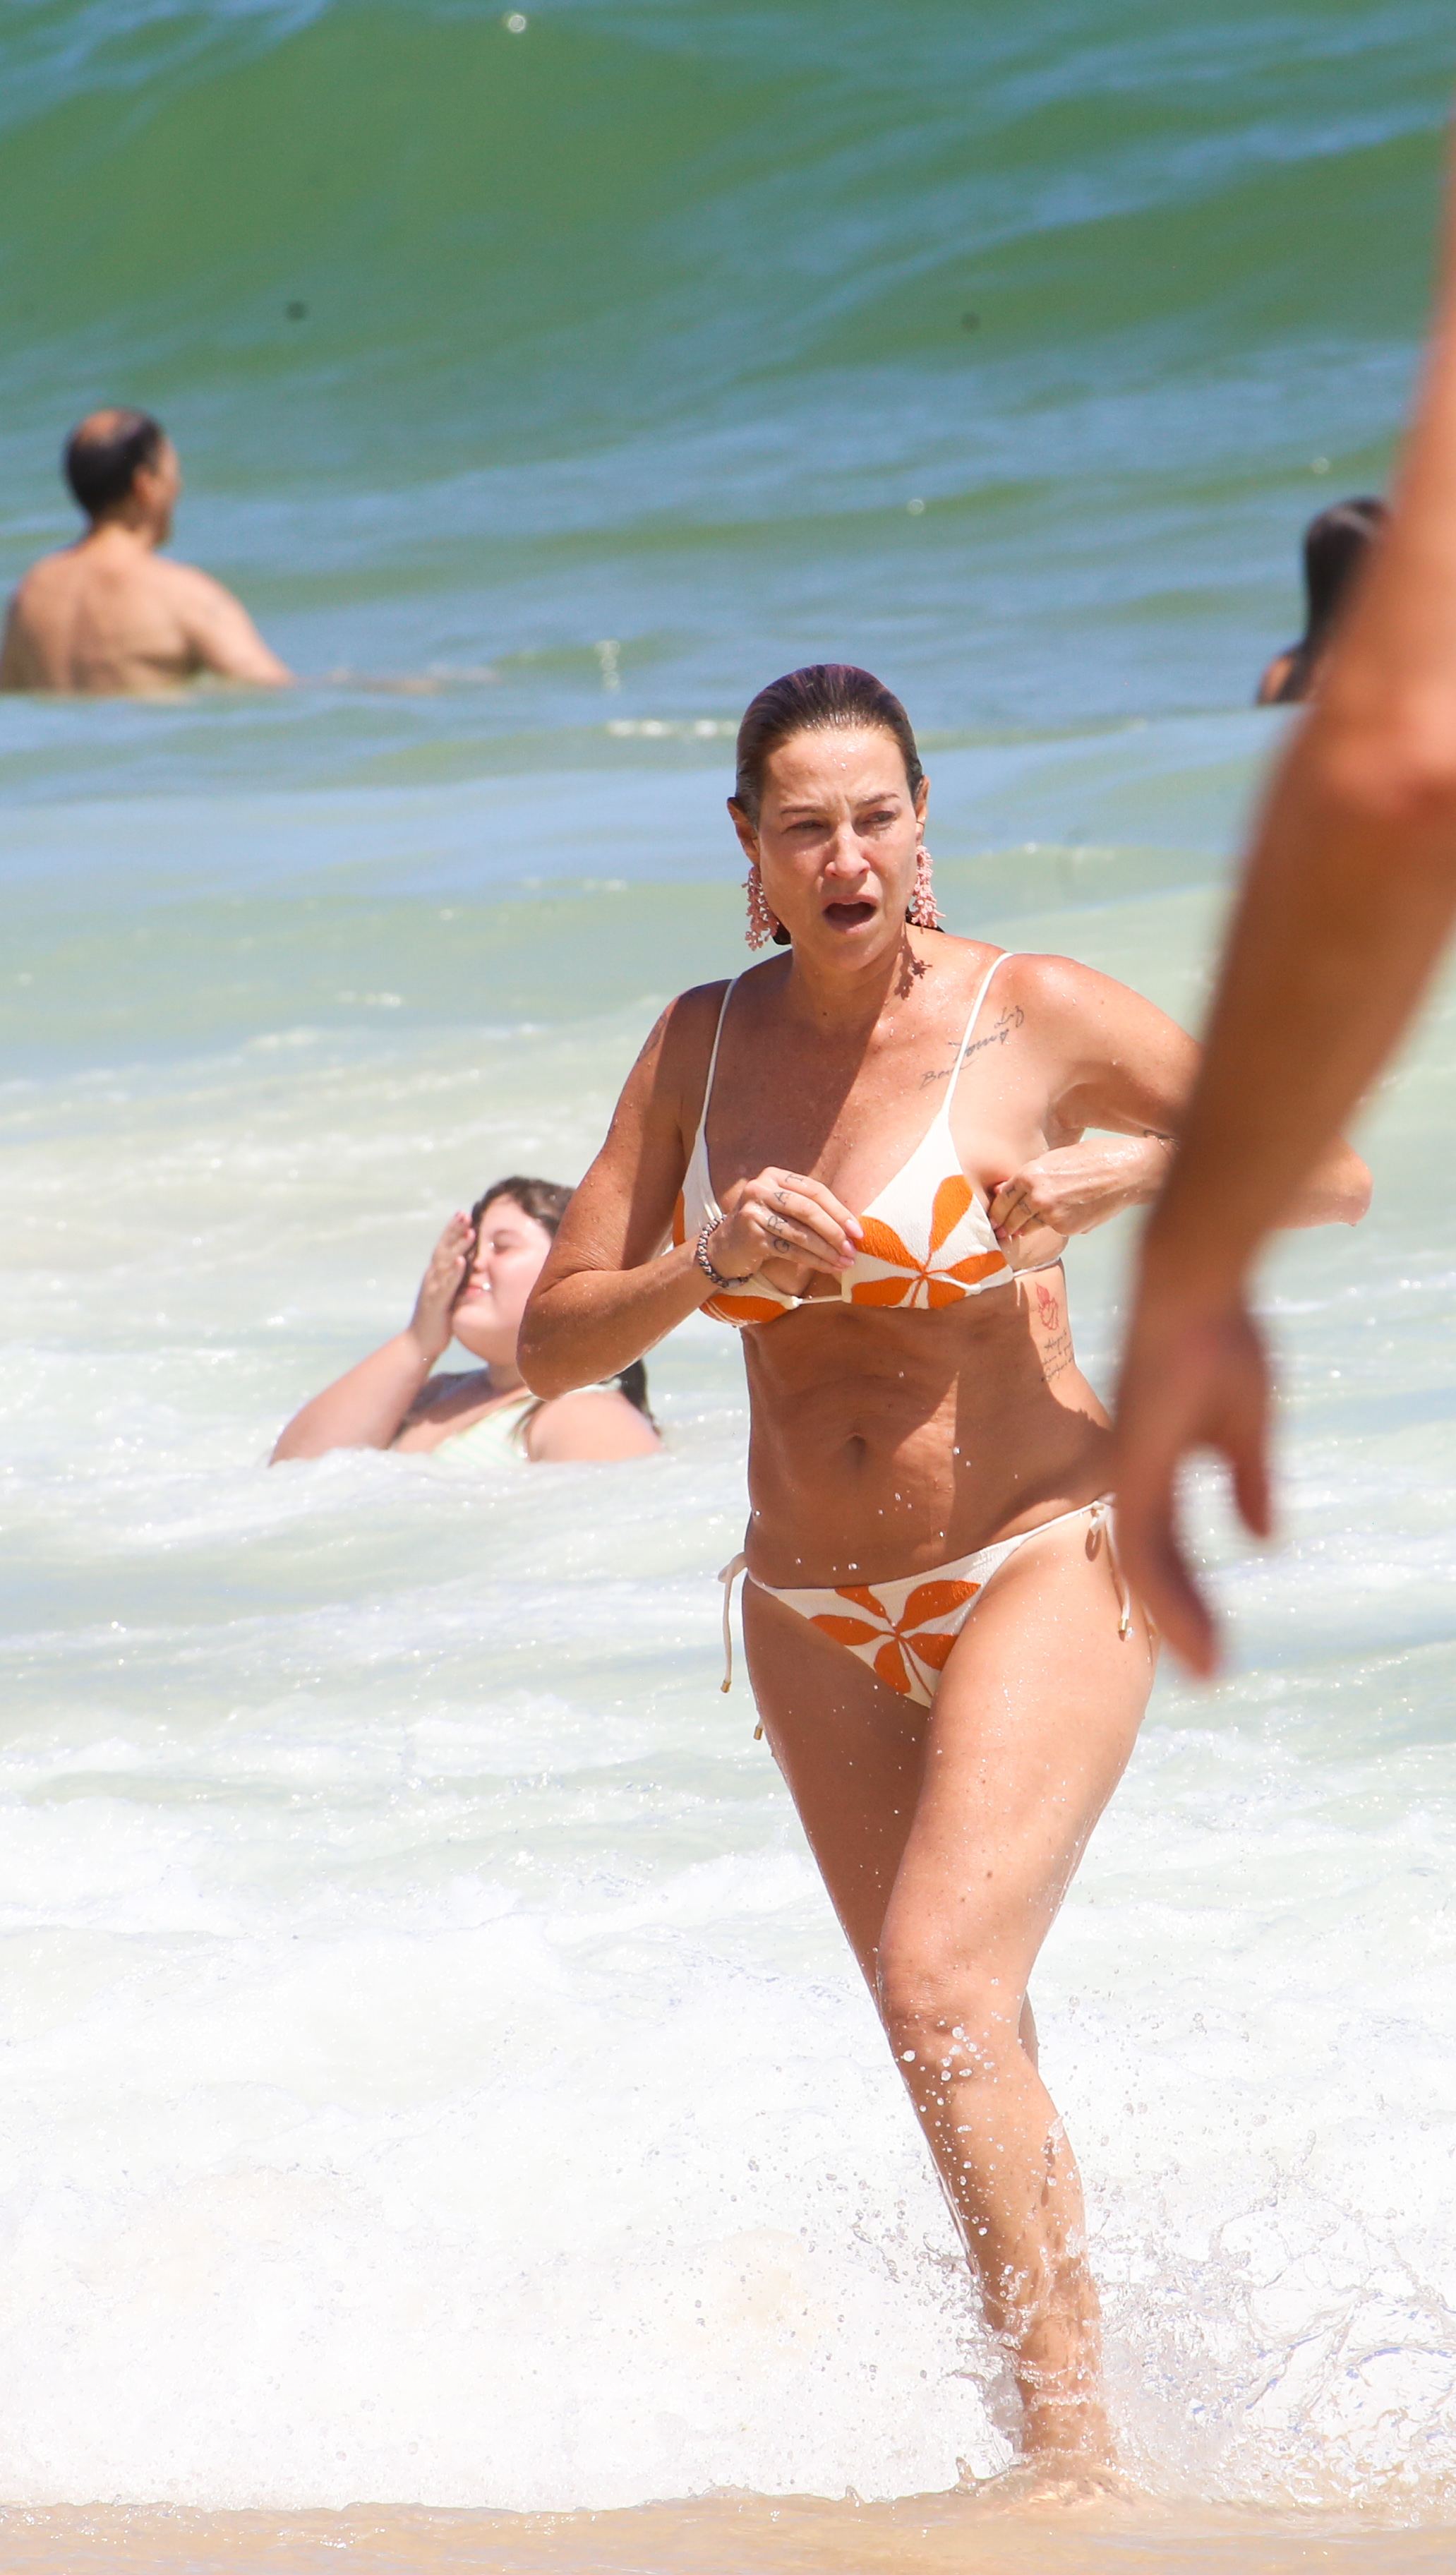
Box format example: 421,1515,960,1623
519,665,1369,2471
272,1175,659,1465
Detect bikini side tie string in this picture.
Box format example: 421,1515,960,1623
1088,1497,1134,1639
716,1551,764,1735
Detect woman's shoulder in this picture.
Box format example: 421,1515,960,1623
943,942,1094,1012
524,1386,661,1461
994,949,1188,1065
635,976,729,1081
659,961,784,1039
391,1369,504,1452
663,975,734,1035
949,946,1148,1048
392,1369,499,1450
647,964,785,1103
404,1368,492,1419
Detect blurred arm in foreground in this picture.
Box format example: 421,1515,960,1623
1116,151,1456,1676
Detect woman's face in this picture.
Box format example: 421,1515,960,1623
450,1196,554,1364
730,724,927,954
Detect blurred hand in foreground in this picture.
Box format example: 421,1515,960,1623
1112,130,1456,1670
1114,1276,1273,1677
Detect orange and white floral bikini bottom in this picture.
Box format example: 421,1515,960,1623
719,1495,1131,1722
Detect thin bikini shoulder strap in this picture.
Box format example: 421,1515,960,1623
694,976,739,1134
944,949,1017,1110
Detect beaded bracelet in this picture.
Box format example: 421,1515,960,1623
695,1220,740,1290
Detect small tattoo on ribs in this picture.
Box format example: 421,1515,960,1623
1042,1327,1075,1382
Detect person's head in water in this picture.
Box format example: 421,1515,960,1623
728,664,935,952
450,1177,572,1371
1260,496,1388,705
63,409,180,544
456,1175,652,1419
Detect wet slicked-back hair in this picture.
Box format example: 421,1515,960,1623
732,664,925,824
63,409,165,520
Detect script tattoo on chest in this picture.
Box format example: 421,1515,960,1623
1035,1277,1075,1383
919,1002,1025,1086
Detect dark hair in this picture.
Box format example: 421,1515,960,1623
63,409,166,520
1275,496,1388,702
471,1174,572,1236
732,665,927,944
469,1175,654,1429
734,663,924,822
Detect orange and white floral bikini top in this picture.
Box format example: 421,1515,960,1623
673,949,1019,1329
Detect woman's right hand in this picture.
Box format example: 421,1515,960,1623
708,1170,862,1289
407,1211,475,1362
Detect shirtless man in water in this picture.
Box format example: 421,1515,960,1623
0,409,290,695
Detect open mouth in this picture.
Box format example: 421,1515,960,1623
823,899,877,930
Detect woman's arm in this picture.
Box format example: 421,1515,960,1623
518,995,726,1398
986,956,1369,1254
519,985,863,1398
270,1213,473,1461
1116,136,1456,1674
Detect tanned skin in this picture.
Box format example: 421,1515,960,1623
0,413,290,696
270,1196,658,1466
519,719,1367,2476
1116,145,1456,1676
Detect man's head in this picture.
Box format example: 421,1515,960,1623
62,409,180,539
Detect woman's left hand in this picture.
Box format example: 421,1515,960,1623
987,1135,1172,1250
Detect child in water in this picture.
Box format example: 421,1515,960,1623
272,1175,659,1465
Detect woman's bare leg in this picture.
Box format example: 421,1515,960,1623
742,1513,1156,2463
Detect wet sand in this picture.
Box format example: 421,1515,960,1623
1,2495,1453,2574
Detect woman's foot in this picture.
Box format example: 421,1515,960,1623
963,2452,1147,2515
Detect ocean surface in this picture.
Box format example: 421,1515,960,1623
4,4,1456,2567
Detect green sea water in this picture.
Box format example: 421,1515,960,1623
4,1,1456,2548
0,0,1450,762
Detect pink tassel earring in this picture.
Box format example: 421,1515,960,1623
906,845,944,932
744,861,781,949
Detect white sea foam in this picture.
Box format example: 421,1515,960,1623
2,719,1455,2514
